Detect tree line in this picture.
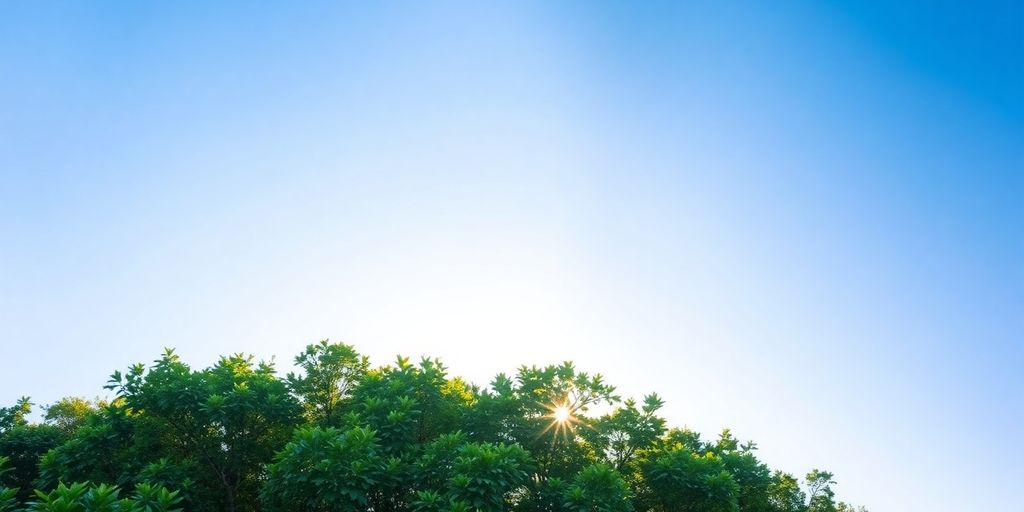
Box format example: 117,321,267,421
0,340,867,512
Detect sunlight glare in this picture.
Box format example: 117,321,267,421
539,401,580,442
553,405,571,424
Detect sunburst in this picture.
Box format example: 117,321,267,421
553,405,571,423
538,400,579,441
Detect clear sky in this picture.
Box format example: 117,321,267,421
1,1,1021,510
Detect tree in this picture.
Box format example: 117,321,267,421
0,424,66,501
43,397,99,435
563,463,633,512
710,431,775,512
583,394,666,471
466,362,618,481
101,349,302,512
286,340,369,426
0,399,32,434
806,469,838,512
768,471,806,512
262,426,390,512
36,401,145,491
413,440,532,512
3,343,867,511
350,356,475,450
638,445,740,512
836,502,869,512
0,457,23,512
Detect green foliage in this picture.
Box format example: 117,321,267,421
438,441,531,511
0,455,181,512
638,444,740,512
662,427,705,453
564,463,633,512
135,459,200,510
5,342,866,512
409,439,532,512
712,431,775,512
93,350,302,512
0,425,66,501
0,399,32,434
806,469,838,512
36,402,141,490
768,471,806,512
0,457,19,512
351,356,474,450
27,481,182,512
0,488,16,512
582,394,666,471
42,398,99,435
836,503,868,512
262,426,388,511
129,482,185,512
286,340,369,426
512,477,566,512
414,432,470,492
467,362,617,481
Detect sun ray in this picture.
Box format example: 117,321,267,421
536,399,582,443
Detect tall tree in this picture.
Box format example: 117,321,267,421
286,340,369,426
103,349,302,512
805,469,838,512
0,399,32,434
768,471,806,512
0,424,66,502
42,397,99,435
637,444,740,512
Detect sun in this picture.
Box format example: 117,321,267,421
539,401,579,442
553,405,572,424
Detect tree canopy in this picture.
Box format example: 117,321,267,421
0,341,866,512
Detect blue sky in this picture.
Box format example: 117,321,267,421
1,1,1021,510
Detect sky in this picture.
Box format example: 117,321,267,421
1,1,1021,510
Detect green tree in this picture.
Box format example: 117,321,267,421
467,363,617,481
0,399,32,434
4,344,868,512
662,427,705,453
638,444,740,512
102,350,302,512
563,463,633,512
350,356,474,450
412,440,531,512
836,502,869,512
262,426,390,512
768,471,806,512
0,424,66,501
583,394,666,471
286,340,369,426
806,469,838,512
36,401,145,491
43,397,100,435
0,456,18,512
710,431,775,512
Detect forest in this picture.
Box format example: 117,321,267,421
0,341,867,511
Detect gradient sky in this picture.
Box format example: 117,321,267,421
1,2,1021,510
